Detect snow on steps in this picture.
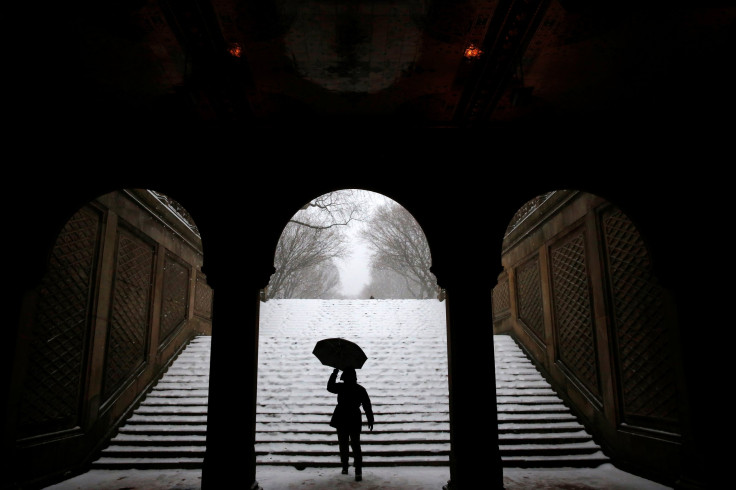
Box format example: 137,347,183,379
91,336,211,470
494,334,609,468
91,300,608,470
255,299,451,467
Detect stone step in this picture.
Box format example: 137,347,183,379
127,414,209,424
119,424,208,435
257,454,451,467
134,405,208,414
140,396,209,405
255,443,450,456
111,434,208,445
147,389,211,397
97,443,452,460
258,396,449,404
499,441,602,456
497,412,578,423
495,381,554,388
495,395,567,404
501,451,610,468
110,434,452,446
92,457,205,469
256,421,450,431
497,406,571,415
257,413,449,423
98,445,207,458
250,432,589,445
497,421,588,433
498,431,595,445
255,404,449,413
255,432,450,443
92,455,453,470
93,306,610,472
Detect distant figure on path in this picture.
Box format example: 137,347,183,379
327,368,374,481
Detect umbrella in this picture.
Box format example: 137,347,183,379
312,338,368,370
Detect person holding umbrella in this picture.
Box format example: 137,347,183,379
327,367,373,481
313,338,374,481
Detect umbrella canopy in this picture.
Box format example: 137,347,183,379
312,338,367,370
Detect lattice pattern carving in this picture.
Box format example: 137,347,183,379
492,274,510,318
603,209,679,427
160,253,189,343
550,231,600,399
18,207,100,437
195,271,213,319
103,229,154,401
517,256,545,341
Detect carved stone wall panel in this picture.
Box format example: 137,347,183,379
195,271,213,319
602,208,679,430
160,252,190,344
516,255,545,342
102,228,155,402
550,230,600,401
18,206,101,438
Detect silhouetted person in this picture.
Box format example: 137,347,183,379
327,367,373,481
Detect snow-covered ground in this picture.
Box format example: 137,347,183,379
256,299,450,466
45,464,671,489
43,299,672,489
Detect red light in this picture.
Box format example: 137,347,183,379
228,43,242,58
464,43,483,60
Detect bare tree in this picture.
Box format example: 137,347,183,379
290,189,367,230
359,267,420,299
289,260,343,299
360,202,438,299
266,190,369,299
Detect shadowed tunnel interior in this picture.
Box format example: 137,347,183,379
3,152,730,489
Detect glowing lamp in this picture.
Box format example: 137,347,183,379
228,43,242,58
464,43,483,60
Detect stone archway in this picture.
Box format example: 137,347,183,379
7,189,211,487
252,189,452,485
493,189,688,485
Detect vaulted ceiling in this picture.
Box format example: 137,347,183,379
64,0,734,128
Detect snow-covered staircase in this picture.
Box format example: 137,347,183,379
91,336,211,469
255,299,451,467
89,301,608,471
495,334,609,468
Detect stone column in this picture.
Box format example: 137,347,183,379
436,243,504,490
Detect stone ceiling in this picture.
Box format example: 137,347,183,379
61,0,735,128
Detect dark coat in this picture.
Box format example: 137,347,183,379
327,371,374,432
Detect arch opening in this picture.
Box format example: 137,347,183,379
8,188,212,486
492,189,685,486
255,189,450,485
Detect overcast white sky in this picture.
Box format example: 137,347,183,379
332,190,395,298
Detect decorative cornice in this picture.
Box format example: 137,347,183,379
123,189,204,254
501,189,579,255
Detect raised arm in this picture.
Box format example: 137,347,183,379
327,368,339,394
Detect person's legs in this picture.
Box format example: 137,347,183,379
337,429,349,473
350,430,362,481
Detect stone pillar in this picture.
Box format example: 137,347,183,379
200,223,274,490
436,242,504,490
